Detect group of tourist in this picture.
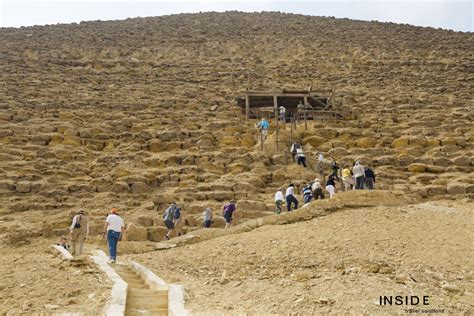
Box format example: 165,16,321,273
274,155,376,213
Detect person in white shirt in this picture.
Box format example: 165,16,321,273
352,161,366,190
285,183,299,212
311,178,325,200
274,189,284,214
279,106,286,122
103,208,125,263
69,209,89,256
296,148,307,168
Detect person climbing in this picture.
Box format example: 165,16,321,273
279,105,286,122
330,157,340,180
103,208,125,264
173,204,182,236
285,183,299,211
352,160,366,190
342,165,355,191
256,118,270,140
163,202,178,240
302,182,313,204
223,200,237,229
69,209,89,257
311,178,325,200
290,142,301,162
56,235,70,251
364,165,376,190
325,174,338,198
274,188,284,214
316,151,325,177
296,147,307,168
203,207,213,228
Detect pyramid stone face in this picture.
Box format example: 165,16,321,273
0,12,473,312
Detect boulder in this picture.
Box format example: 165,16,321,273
453,155,470,166
131,182,151,194
15,181,32,193
425,165,446,173
124,223,148,241
426,185,446,196
237,200,267,212
63,135,82,147
136,215,154,227
303,136,327,147
148,140,161,152
110,182,130,193
433,157,451,167
446,183,467,195
153,194,175,206
356,137,377,148
147,226,168,242
391,137,410,148
408,163,426,173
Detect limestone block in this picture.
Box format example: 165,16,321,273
136,216,154,227
153,194,175,206
63,135,82,147
425,165,446,173
409,137,427,147
453,156,470,166
327,147,348,157
0,113,13,121
124,223,148,241
377,155,399,166
303,136,327,147
446,183,467,195
163,142,182,151
237,200,267,212
272,171,286,183
240,134,256,147
441,138,458,146
407,163,426,173
110,182,130,193
426,185,446,196
356,137,377,148
131,182,151,194
147,226,168,241
398,155,414,166
391,137,410,148
15,181,32,193
433,157,451,167
197,138,213,148
0,130,14,138
426,139,440,147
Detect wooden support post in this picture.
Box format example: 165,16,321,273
274,95,279,152
245,94,249,120
304,96,308,130
260,128,264,152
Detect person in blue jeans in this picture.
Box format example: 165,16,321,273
285,183,299,211
103,208,125,263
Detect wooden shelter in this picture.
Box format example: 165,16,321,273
236,88,342,120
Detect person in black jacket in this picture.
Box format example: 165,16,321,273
364,166,376,190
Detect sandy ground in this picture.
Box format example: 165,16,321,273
0,239,111,314
130,200,474,315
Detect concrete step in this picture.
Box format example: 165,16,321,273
128,291,167,300
118,274,143,282
125,308,168,316
126,300,168,309
127,283,150,289
127,296,168,305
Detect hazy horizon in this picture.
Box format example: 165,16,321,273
0,0,472,32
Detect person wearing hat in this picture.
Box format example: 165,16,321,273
222,200,237,229
103,208,125,263
69,209,89,256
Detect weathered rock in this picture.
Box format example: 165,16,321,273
452,155,470,166
131,182,151,194
446,183,467,195
136,215,154,227
124,223,148,241
110,182,130,193
147,226,168,241
391,137,410,148
303,136,327,147
426,185,446,196
407,163,426,173
356,137,377,148
15,181,32,193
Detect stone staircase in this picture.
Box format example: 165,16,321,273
114,264,168,316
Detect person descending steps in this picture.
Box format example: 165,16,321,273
103,208,125,264
256,118,270,140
